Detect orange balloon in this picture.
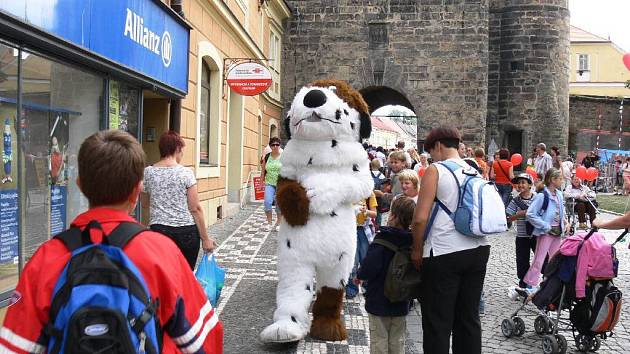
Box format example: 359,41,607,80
576,166,587,180
510,153,523,166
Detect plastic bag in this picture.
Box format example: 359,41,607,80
195,253,225,307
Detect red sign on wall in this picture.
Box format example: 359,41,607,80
253,176,265,201
226,62,272,96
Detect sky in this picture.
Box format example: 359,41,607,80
569,0,630,52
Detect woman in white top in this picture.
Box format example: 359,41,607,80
142,131,216,270
411,127,490,354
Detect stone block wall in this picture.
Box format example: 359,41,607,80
569,96,630,153
487,0,570,154
282,0,490,146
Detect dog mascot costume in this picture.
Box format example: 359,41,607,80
259,80,374,343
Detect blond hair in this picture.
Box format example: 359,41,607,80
370,158,382,170
398,169,419,189
389,151,406,163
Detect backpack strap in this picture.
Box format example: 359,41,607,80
54,220,102,251
372,238,399,252
538,190,550,216
106,222,148,249
611,229,629,247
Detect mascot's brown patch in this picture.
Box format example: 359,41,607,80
276,177,309,226
310,287,347,341
310,80,369,116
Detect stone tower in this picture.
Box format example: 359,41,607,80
281,0,570,152
487,0,570,155
282,0,491,146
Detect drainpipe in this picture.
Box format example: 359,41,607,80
171,0,185,18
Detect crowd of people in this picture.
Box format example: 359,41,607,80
3,126,627,354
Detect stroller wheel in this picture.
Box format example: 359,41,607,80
542,334,559,354
535,315,549,335
575,333,592,352
513,317,526,337
589,336,601,352
555,334,567,354
501,318,515,338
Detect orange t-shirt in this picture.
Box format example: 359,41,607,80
493,160,513,184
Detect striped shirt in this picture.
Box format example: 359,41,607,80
506,193,536,237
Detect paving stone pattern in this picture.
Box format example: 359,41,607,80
210,205,630,353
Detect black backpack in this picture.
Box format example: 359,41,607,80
371,238,422,302
45,221,162,354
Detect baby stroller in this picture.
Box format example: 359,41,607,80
501,229,625,353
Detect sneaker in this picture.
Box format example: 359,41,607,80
524,286,539,297
508,287,521,301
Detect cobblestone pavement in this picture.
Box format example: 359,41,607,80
210,204,630,353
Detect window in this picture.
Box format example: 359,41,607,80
196,41,223,178
269,30,281,96
199,62,212,165
578,54,590,71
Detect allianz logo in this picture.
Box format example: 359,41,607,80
123,8,172,68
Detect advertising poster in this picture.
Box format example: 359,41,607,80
0,115,19,265
109,81,120,130
50,186,67,235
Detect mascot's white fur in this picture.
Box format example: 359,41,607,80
259,80,373,343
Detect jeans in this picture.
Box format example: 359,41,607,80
420,246,490,354
346,227,370,297
496,183,513,207
264,184,278,214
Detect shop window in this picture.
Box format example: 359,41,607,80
0,42,19,298
19,49,103,264
196,42,223,178
108,81,139,137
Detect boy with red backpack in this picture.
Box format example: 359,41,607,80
0,130,223,353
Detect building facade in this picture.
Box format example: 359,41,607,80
281,0,571,155
0,0,290,312
569,26,630,98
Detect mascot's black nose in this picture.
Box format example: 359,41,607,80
303,89,327,108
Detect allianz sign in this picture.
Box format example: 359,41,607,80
123,8,172,68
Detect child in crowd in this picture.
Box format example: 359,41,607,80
346,191,378,298
377,179,394,227
474,148,489,180
524,168,568,291
357,196,416,354
388,151,408,195
505,173,537,295
396,169,419,203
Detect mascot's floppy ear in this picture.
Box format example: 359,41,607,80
359,111,371,141
284,116,292,140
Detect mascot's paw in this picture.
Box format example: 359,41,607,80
276,177,310,226
260,319,308,343
310,317,348,342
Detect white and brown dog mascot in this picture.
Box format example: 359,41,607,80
259,80,373,343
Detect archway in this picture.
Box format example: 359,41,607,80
359,86,417,149
359,86,416,114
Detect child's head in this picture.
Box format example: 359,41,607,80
381,178,392,192
370,158,382,171
512,173,533,194
474,148,485,159
398,170,419,197
389,151,407,172
78,130,146,208
543,168,563,189
388,196,416,230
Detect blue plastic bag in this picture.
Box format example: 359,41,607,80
195,253,225,307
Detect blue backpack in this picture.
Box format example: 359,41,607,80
425,161,508,238
45,221,161,354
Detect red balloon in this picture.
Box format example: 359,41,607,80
510,153,523,166
576,166,588,180
418,166,426,177
624,53,630,71
526,166,537,179
586,167,599,182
